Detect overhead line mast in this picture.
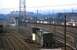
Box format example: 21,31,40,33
19,0,26,25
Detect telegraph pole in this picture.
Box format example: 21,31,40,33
36,10,38,23
64,15,66,50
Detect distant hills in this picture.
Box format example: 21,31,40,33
0,11,77,23
0,14,8,20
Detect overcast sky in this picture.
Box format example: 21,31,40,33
0,0,77,14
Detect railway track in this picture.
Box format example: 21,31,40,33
0,30,39,50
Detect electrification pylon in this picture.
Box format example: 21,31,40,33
19,0,26,25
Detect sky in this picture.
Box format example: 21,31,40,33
0,0,77,14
